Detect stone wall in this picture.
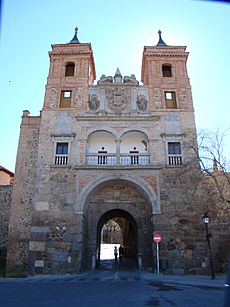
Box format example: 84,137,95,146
6,113,41,276
154,167,230,274
0,184,12,271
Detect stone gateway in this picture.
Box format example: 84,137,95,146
5,29,230,276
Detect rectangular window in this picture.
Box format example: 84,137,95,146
162,65,172,77
55,142,68,165
60,90,72,108
168,142,181,155
165,91,177,109
168,142,182,165
65,63,75,77
56,142,68,154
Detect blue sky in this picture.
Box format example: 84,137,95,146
0,0,229,172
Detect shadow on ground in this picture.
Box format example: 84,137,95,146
97,257,137,271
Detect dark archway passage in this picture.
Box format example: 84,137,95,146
83,179,154,271
96,209,137,269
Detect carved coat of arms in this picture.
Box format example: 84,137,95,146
106,87,128,112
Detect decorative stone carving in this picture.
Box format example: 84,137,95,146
49,88,58,108
75,87,82,105
97,74,113,84
154,89,162,108
179,89,187,104
88,94,100,111
106,87,128,112
123,74,139,85
137,95,148,111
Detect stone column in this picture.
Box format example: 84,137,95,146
138,253,143,270
115,139,121,165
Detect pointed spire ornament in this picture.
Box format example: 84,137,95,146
70,27,80,44
157,30,167,46
115,67,122,76
114,67,122,83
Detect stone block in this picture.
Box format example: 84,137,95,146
34,260,44,267
29,241,45,252
35,201,49,211
30,226,50,233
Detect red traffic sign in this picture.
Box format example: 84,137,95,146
153,233,162,243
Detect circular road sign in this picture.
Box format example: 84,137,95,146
153,233,162,243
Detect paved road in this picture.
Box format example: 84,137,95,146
0,260,226,307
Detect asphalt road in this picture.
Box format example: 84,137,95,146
0,269,225,307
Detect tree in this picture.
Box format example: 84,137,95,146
195,128,230,204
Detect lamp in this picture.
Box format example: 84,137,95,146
202,212,215,279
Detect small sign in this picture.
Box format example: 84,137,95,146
153,233,162,243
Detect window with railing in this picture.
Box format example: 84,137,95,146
55,142,69,165
168,142,182,166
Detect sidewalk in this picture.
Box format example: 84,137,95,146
141,271,226,289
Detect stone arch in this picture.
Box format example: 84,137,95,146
82,178,155,270
118,127,150,140
79,174,160,215
86,127,118,139
97,209,138,266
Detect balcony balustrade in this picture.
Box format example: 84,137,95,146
87,153,150,166
55,154,68,165
168,154,182,166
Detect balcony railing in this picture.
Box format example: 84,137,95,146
168,154,182,166
55,154,68,165
87,153,150,166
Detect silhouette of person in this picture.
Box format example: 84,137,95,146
130,147,139,164
119,245,124,262
98,147,107,164
114,246,118,262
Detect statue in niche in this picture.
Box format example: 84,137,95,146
49,88,58,108
88,94,100,111
137,94,148,111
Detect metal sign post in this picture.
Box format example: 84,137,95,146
153,233,162,275
156,242,160,275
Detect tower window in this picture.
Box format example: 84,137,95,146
56,142,68,155
165,91,177,109
60,90,72,108
55,142,69,165
162,65,172,77
168,142,182,166
65,63,75,77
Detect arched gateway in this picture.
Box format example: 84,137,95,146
7,30,211,277
82,178,156,270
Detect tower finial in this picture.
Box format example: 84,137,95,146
70,27,80,44
157,29,167,46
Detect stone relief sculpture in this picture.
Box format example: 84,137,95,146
106,87,128,112
75,87,82,105
97,74,113,84
88,94,100,111
136,94,148,111
49,88,58,108
154,88,162,108
123,74,139,85
179,89,187,104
